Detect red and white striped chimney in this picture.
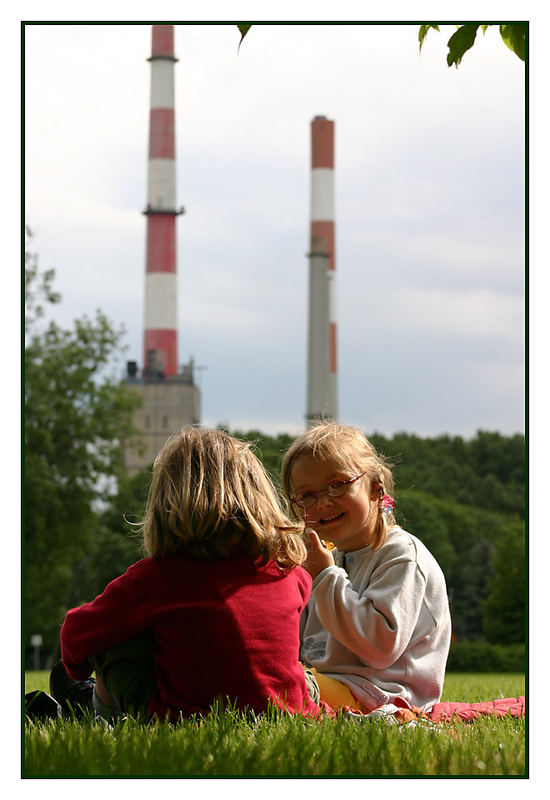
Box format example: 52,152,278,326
143,24,183,379
307,115,338,423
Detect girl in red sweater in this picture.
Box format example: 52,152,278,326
56,427,320,721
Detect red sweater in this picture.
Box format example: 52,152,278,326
61,553,320,719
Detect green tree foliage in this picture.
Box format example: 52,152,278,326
25,232,61,326
63,467,152,612
228,429,296,490
419,24,526,67
236,24,526,67
482,525,525,644
24,235,143,661
236,23,252,50
369,430,525,518
95,467,152,579
393,490,458,579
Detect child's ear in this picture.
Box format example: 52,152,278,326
370,481,383,501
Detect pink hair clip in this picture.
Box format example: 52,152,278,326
380,494,395,516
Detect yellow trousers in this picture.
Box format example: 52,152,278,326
303,665,374,713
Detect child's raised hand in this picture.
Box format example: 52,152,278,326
303,528,335,578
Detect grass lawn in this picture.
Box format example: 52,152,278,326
24,671,526,778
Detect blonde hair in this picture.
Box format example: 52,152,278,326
139,427,306,570
281,422,395,551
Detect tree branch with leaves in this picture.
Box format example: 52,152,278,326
236,23,526,68
419,23,525,67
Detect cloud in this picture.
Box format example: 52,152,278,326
381,287,524,342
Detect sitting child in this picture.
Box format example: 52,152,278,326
54,427,320,721
281,422,452,715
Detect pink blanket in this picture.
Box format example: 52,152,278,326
428,695,525,723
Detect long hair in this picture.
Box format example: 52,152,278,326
138,427,306,569
281,422,395,551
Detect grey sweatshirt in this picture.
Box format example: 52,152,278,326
300,526,452,712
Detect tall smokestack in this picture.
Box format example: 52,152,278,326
124,24,200,475
143,24,183,379
306,115,338,424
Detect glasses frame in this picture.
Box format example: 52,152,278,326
290,472,366,509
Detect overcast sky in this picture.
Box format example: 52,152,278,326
24,20,526,439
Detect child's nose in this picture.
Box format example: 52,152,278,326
316,490,334,507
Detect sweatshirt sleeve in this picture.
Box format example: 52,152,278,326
60,560,153,680
311,550,428,669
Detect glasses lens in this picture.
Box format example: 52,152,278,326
296,492,315,508
327,480,348,497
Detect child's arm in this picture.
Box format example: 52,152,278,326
61,561,151,680
311,551,428,668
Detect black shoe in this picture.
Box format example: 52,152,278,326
25,690,62,721
49,660,95,719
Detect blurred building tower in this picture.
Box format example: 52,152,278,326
124,24,200,473
306,115,338,425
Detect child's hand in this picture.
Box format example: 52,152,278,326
303,528,335,578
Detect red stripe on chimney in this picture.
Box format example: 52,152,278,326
310,220,335,271
311,118,334,169
149,109,175,159
144,329,178,377
152,26,174,58
146,215,177,273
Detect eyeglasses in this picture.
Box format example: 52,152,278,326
290,473,365,509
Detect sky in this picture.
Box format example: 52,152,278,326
24,20,526,440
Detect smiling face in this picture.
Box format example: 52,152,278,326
290,455,379,552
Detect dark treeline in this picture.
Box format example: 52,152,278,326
369,430,525,519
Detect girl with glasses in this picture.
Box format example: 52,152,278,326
281,422,451,717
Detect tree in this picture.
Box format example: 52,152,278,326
236,23,526,67
25,230,61,327
393,489,457,580
229,429,296,489
369,430,525,519
482,525,525,644
24,233,143,663
93,466,153,588
453,536,494,640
